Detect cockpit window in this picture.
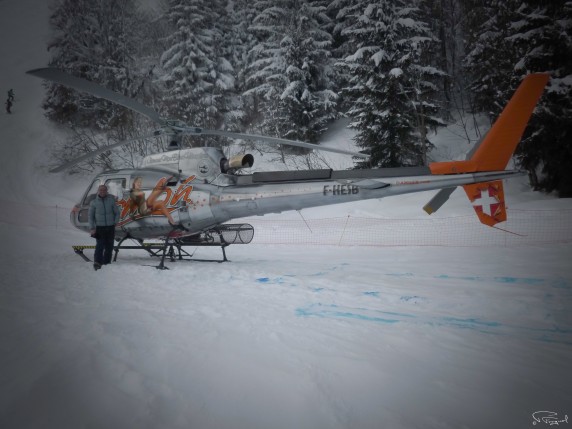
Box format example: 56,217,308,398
105,178,126,199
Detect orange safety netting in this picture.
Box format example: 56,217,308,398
1,200,570,247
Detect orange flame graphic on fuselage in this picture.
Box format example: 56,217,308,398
117,175,196,226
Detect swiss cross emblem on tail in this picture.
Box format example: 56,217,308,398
462,181,507,227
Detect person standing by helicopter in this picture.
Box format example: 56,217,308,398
89,184,120,270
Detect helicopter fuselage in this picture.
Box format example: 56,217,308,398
71,158,523,240
24,69,547,239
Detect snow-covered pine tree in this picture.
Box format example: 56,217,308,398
244,0,337,147
242,0,284,136
159,0,234,147
462,0,521,116
327,0,360,113
508,1,572,196
44,0,164,171
339,0,444,168
44,0,142,131
226,0,261,132
417,0,465,119
463,0,572,196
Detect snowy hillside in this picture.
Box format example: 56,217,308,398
1,1,571,429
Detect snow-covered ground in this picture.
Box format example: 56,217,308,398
1,1,571,428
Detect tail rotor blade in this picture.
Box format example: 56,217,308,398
423,187,457,215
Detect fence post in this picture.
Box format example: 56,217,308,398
338,215,350,246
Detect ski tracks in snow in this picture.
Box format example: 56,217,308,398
250,261,572,346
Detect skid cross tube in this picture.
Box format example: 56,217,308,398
73,224,253,268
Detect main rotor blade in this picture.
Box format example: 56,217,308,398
27,68,165,125
49,133,162,173
184,128,370,159
27,68,369,159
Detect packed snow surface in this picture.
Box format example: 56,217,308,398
1,1,571,428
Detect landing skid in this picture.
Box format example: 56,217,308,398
73,223,254,269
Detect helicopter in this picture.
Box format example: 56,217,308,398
27,68,549,255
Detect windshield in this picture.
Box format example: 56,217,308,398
81,180,101,205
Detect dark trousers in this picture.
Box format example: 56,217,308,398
94,225,115,265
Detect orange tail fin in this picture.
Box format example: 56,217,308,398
424,73,549,227
430,73,550,175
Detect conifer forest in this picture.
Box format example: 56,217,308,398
43,0,572,196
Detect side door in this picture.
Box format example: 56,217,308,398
74,176,127,226
104,176,129,224
183,185,216,231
